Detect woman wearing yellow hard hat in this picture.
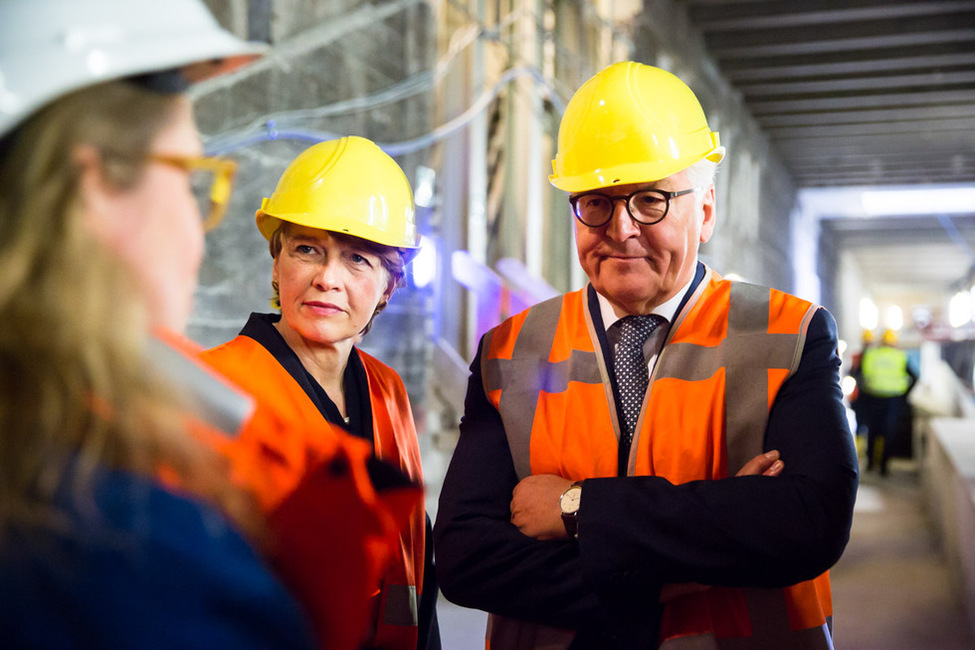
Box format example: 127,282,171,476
203,135,440,650
0,0,326,646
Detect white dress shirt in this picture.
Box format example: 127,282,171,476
596,276,693,376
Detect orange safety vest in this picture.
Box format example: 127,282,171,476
201,334,426,650
481,268,834,649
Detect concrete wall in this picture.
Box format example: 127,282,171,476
923,418,975,641
191,0,436,409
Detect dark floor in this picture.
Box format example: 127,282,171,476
430,450,975,649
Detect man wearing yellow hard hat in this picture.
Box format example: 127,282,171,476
859,328,916,476
436,61,857,648
203,136,439,650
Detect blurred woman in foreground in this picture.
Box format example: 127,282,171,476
0,2,405,647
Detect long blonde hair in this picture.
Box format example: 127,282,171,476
0,80,255,542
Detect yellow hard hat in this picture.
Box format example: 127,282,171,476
550,61,725,193
862,328,875,343
882,328,898,345
256,136,419,249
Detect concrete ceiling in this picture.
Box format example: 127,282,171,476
819,205,975,303
681,0,975,319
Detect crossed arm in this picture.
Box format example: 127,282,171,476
509,450,784,541
434,308,858,628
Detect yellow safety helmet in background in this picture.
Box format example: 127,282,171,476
882,328,898,345
256,136,420,251
862,328,875,344
550,61,726,193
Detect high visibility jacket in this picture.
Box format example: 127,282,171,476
151,329,403,650
860,345,911,398
200,334,426,650
480,269,834,649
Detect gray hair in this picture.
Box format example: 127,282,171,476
685,158,718,190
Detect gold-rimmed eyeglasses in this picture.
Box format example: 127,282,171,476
149,154,238,232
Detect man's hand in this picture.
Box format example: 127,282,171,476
510,474,573,540
737,449,784,477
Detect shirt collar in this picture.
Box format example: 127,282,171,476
596,276,692,334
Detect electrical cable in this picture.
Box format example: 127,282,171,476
199,2,612,157
204,65,565,157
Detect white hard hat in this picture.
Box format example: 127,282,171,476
0,0,266,137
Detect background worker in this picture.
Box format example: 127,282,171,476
848,328,875,436
202,136,440,650
0,3,408,649
435,61,858,649
860,328,917,475
0,0,315,646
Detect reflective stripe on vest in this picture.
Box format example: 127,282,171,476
646,280,809,475
482,269,831,649
381,584,418,626
482,297,603,481
148,332,254,437
860,345,910,397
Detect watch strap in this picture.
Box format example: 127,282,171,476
560,481,583,539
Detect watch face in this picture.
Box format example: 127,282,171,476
560,485,582,514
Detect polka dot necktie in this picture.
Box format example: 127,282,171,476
615,314,666,443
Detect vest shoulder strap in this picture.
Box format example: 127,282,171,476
654,279,819,474
481,290,599,479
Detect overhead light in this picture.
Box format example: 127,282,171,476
859,297,878,331
861,187,975,216
948,290,973,328
884,305,903,331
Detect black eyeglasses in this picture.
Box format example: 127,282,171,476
569,187,698,227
